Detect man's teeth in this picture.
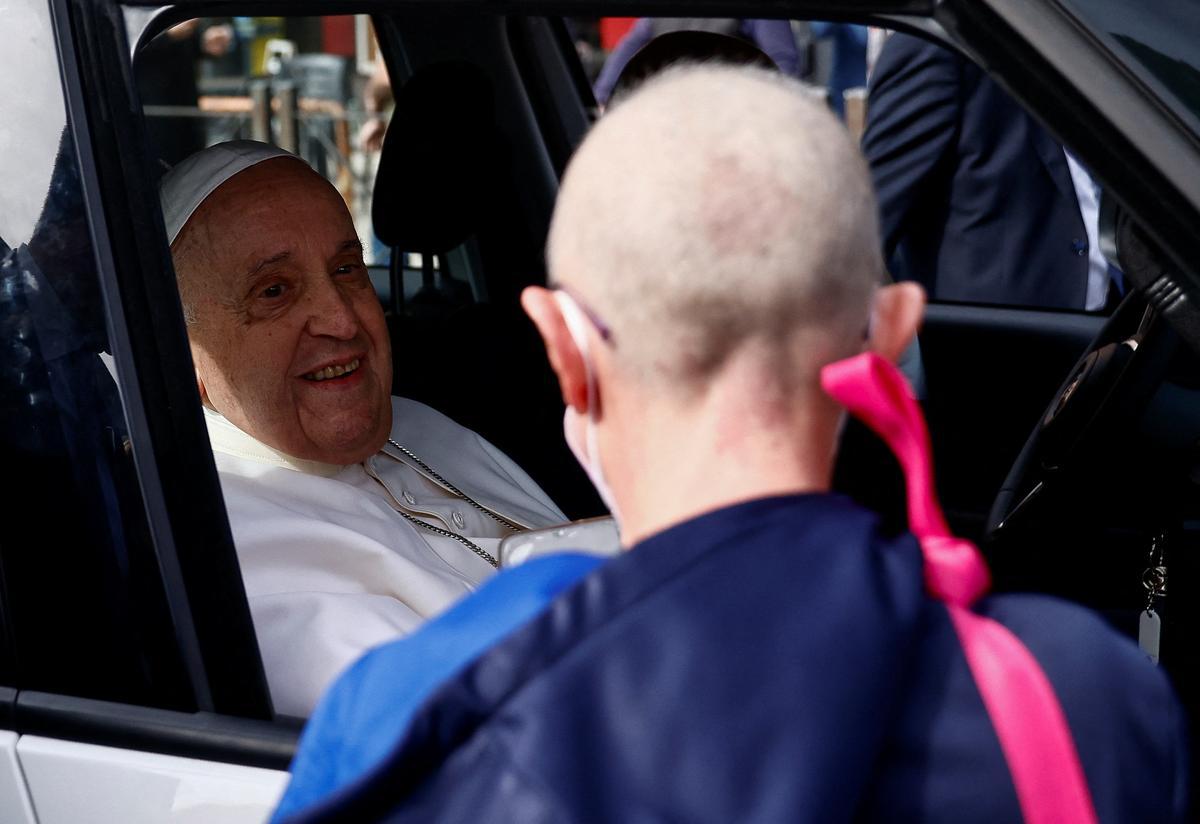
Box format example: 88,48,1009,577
305,358,360,381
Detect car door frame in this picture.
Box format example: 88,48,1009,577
55,0,274,721
0,0,300,814
0,0,295,781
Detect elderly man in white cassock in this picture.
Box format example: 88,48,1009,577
160,141,566,717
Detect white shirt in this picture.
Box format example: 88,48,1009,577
204,398,565,717
1063,149,1111,311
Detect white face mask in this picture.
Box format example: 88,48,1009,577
553,290,621,529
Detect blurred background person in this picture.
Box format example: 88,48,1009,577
357,57,392,153
132,17,236,172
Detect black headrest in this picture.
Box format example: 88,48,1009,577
372,61,499,253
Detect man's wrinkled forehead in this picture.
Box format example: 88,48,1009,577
182,163,357,280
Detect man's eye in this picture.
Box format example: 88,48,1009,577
261,283,286,299
335,264,362,276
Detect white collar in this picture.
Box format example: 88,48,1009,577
202,406,350,478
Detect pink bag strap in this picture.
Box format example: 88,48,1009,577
821,353,1098,824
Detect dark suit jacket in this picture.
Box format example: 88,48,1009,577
863,34,1090,309
279,495,1188,823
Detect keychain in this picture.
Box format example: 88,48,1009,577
1138,533,1167,664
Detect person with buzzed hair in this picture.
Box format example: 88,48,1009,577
160,142,567,718
271,65,1186,823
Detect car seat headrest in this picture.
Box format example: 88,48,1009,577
372,61,499,254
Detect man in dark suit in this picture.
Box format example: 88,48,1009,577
863,33,1109,310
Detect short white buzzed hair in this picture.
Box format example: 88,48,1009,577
548,64,882,389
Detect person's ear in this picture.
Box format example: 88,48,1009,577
867,282,926,363
521,286,589,412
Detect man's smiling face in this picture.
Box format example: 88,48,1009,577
175,157,393,464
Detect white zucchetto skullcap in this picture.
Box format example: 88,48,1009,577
160,140,298,244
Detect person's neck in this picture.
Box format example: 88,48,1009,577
609,375,842,548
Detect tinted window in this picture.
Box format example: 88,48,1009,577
1059,0,1200,130
0,1,191,708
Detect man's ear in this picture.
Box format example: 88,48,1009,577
521,286,589,412
867,282,926,363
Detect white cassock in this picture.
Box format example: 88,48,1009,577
203,397,566,717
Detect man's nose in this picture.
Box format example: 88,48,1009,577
304,277,360,339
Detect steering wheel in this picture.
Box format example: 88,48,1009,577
985,290,1179,540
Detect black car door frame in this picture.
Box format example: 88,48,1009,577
0,0,300,771
53,0,273,720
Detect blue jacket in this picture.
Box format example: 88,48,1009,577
862,34,1092,309
276,495,1188,823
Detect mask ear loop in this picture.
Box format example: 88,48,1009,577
554,291,597,418
554,291,622,526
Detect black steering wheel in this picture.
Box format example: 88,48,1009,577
985,290,1179,540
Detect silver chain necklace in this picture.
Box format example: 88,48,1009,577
385,439,523,568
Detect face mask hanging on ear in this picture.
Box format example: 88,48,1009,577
553,290,622,529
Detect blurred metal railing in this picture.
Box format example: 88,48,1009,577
142,84,367,199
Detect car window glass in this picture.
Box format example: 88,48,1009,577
0,1,67,246
862,32,1122,313
1058,0,1200,132
583,18,1118,314
131,14,487,316
0,0,191,707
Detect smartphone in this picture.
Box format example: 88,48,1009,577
499,516,621,568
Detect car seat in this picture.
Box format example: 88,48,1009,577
372,61,602,519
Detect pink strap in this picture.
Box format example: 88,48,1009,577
821,353,1098,824
821,354,989,607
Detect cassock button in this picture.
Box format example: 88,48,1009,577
1072,238,1087,256
452,511,466,529
402,491,416,505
